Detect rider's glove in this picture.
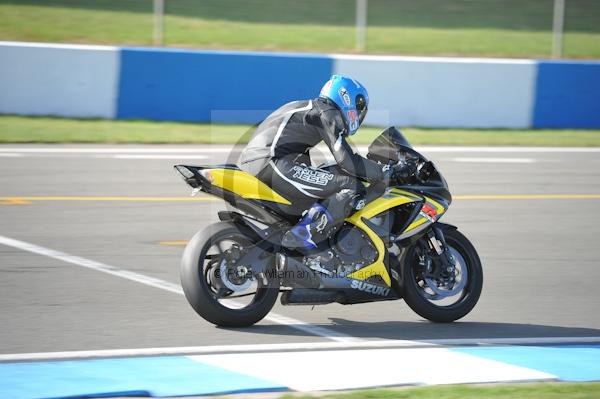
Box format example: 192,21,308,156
380,164,395,185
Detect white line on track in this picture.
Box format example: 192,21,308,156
0,235,183,294
105,154,209,160
1,336,599,362
0,235,357,343
451,157,536,163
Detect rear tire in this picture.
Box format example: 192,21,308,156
401,227,482,322
180,222,279,327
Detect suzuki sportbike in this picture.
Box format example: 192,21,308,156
175,127,482,327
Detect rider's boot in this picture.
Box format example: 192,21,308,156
281,202,333,250
281,190,363,251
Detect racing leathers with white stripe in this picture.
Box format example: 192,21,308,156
240,98,388,236
240,98,385,198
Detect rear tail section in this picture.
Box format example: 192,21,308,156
174,164,291,205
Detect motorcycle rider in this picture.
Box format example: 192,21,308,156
240,75,416,250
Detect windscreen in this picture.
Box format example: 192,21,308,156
367,127,421,164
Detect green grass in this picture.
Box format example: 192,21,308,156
281,382,600,399
1,0,599,58
2,115,600,146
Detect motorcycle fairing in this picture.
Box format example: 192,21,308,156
345,189,448,287
200,168,291,205
403,195,447,233
344,189,418,286
175,164,302,223
177,164,449,293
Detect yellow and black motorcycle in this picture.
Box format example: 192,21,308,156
175,128,482,327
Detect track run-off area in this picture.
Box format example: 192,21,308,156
1,144,600,397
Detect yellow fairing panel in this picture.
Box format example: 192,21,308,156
207,169,291,205
346,189,422,287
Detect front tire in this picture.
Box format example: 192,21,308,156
180,222,279,327
401,227,483,322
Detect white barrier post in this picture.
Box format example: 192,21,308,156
552,0,565,58
356,0,367,52
153,0,164,46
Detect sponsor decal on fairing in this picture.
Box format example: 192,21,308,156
420,203,439,222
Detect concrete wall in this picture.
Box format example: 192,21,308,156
334,55,537,128
1,42,598,128
0,42,119,118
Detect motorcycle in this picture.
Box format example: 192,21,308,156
175,127,482,327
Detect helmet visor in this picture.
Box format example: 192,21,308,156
356,94,368,125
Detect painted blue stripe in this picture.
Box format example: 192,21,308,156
455,344,600,382
0,356,286,399
116,47,333,124
533,60,600,128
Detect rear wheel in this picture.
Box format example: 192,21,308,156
401,227,482,322
180,222,279,327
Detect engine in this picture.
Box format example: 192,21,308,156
304,225,377,277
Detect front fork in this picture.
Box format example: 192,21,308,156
424,226,456,279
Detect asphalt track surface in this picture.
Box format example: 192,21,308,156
1,144,600,355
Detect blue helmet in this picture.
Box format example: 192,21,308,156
319,75,369,135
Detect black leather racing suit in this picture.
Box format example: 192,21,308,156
240,97,388,221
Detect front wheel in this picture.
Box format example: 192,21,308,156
180,222,279,327
401,227,483,322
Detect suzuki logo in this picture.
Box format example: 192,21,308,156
351,280,390,296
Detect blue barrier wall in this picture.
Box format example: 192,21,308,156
533,61,600,128
117,48,333,124
1,42,599,128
